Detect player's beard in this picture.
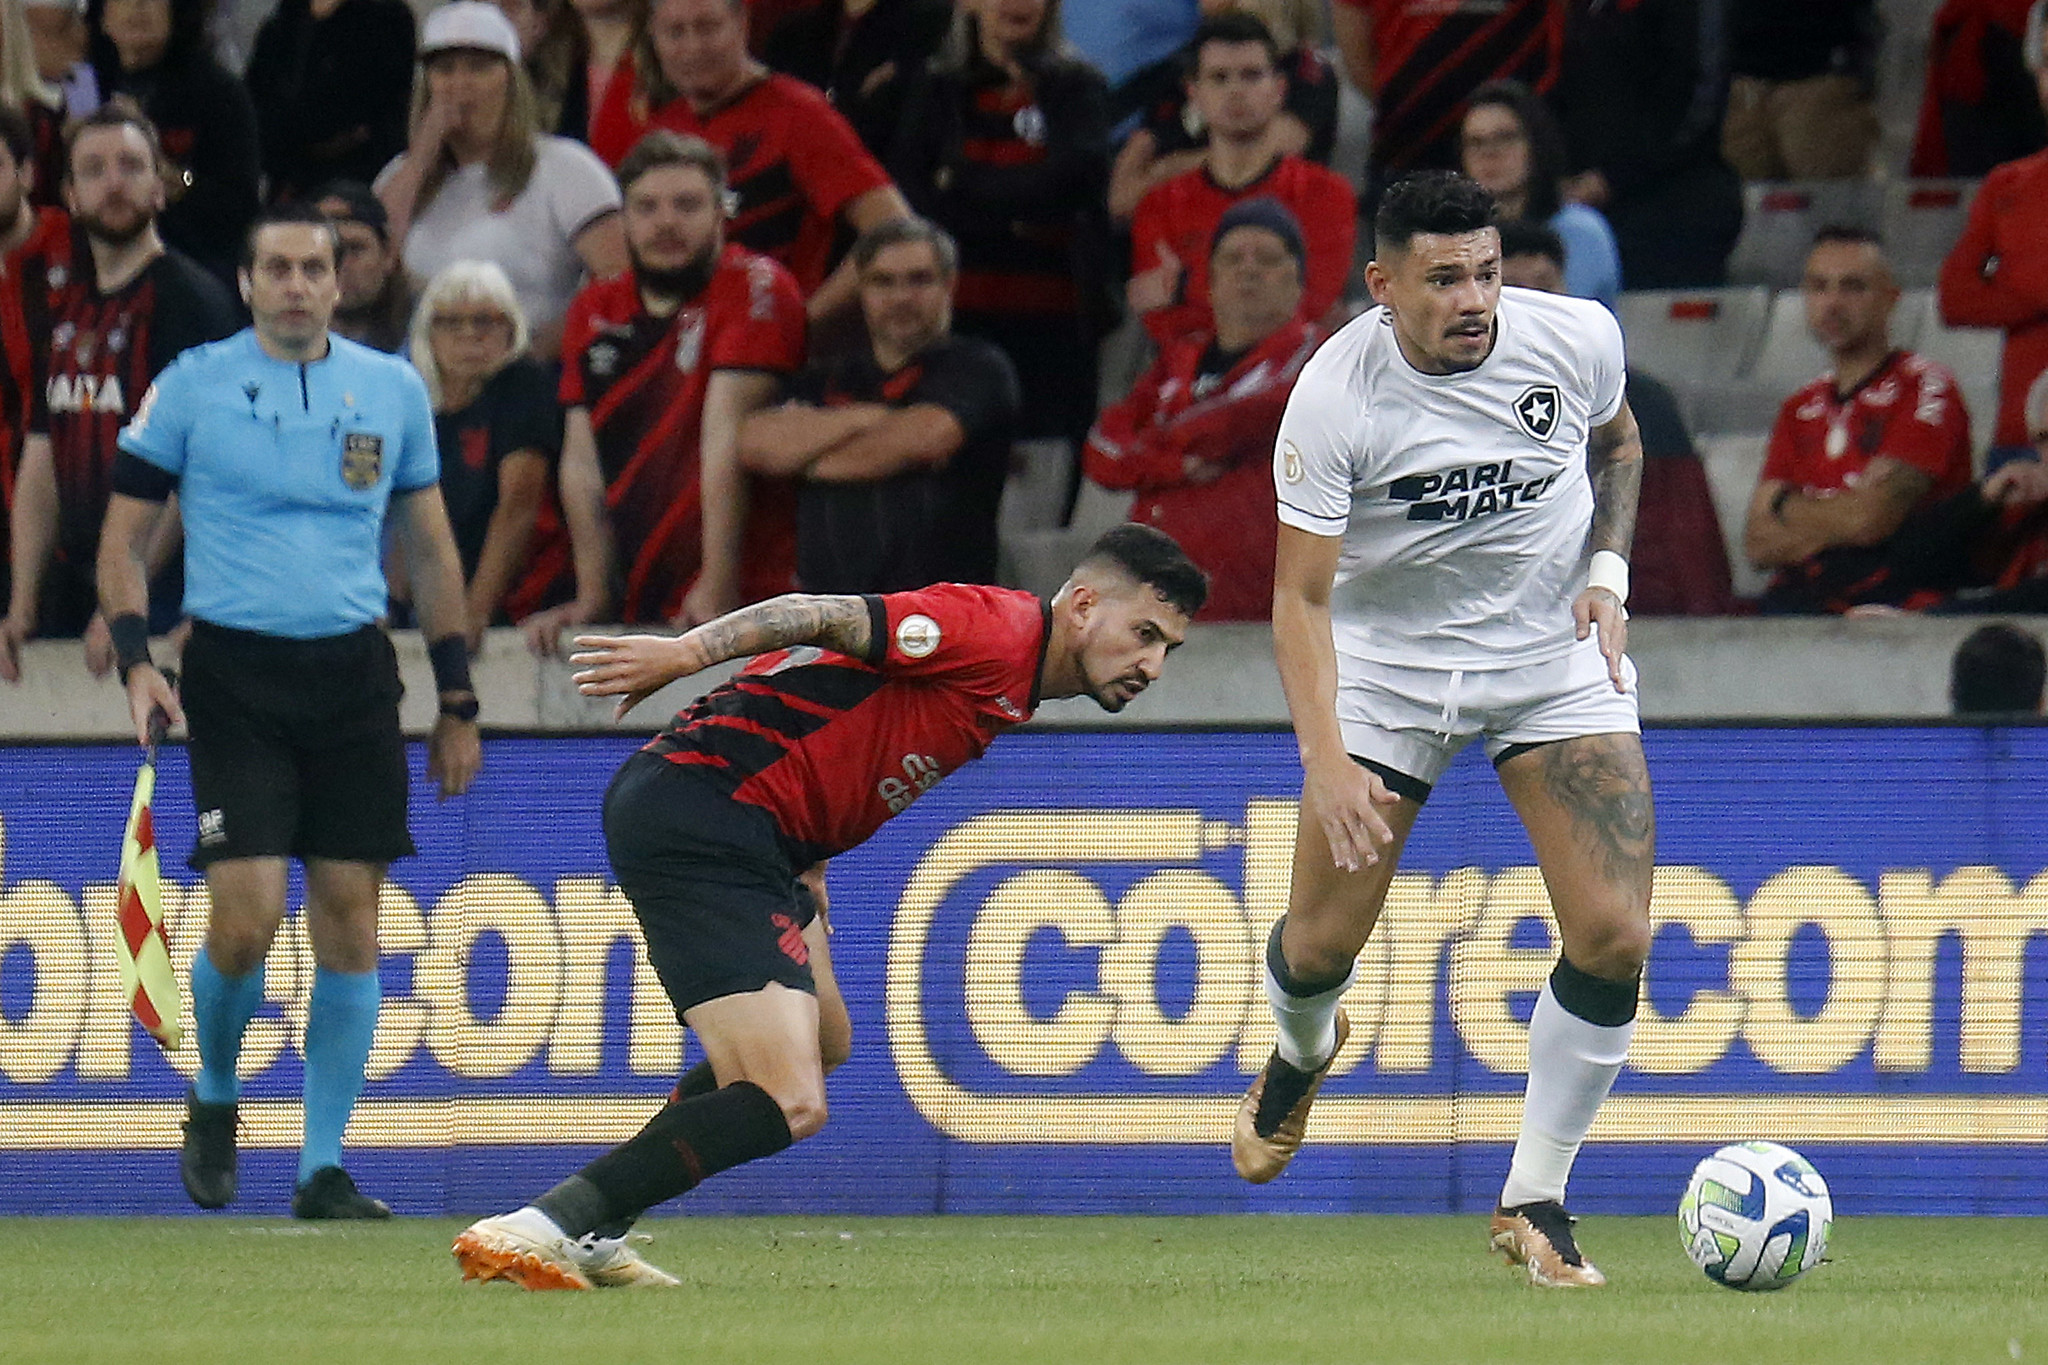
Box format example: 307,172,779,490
631,242,718,306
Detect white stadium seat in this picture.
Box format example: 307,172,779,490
1881,179,1976,289
1726,181,1884,289
1695,432,1773,600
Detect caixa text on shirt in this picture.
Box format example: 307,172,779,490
1387,460,1559,523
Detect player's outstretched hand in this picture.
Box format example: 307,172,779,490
427,714,482,799
571,633,700,721
1305,759,1400,874
124,663,184,747
1573,588,1629,694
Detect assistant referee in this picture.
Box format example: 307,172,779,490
97,204,483,1219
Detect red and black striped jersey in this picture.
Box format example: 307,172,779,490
1335,0,1562,174
38,242,237,577
645,583,1049,864
542,246,807,623
592,72,892,296
0,208,73,517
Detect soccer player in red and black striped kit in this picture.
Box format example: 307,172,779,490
453,523,1207,1290
0,104,235,678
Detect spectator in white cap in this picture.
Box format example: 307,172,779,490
375,0,627,357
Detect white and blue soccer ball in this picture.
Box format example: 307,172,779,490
1679,1141,1832,1291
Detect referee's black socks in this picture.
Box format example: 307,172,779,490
534,1081,794,1238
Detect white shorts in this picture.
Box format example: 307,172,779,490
1336,635,1641,799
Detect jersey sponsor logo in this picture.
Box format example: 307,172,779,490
895,613,942,658
674,309,705,372
1280,440,1305,485
1512,384,1561,442
879,752,943,814
341,432,384,490
1387,459,1559,523
45,373,125,415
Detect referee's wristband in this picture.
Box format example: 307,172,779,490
1586,550,1630,606
110,613,154,684
427,633,474,698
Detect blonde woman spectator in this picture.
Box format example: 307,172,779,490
375,2,627,356
400,259,564,645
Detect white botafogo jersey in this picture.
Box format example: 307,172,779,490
1273,286,1627,670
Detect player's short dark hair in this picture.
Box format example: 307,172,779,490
1950,623,2046,716
0,105,32,176
616,129,727,197
1497,218,1566,271
64,97,166,179
851,215,958,277
242,203,342,269
1375,170,1497,255
1812,224,1883,251
1187,11,1281,73
1081,523,1210,619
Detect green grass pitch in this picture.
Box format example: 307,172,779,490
1,1215,2043,1364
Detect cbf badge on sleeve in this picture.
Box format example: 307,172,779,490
341,431,385,489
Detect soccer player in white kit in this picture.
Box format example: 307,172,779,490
1234,172,1651,1288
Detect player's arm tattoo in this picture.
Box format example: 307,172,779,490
688,593,873,667
1586,403,1645,560
1539,733,1656,899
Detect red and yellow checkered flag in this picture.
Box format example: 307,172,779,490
116,712,181,1051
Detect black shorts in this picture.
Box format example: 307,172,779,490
180,619,415,870
603,750,817,1016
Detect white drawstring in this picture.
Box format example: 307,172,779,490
1438,669,1465,738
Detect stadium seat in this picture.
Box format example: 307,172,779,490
1725,181,1884,289
1695,432,1773,600
1900,289,2004,466
1881,179,1977,288
1685,287,1934,436
1617,287,1771,382
998,477,1133,600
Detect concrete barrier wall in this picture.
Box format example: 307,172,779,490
3,614,2044,740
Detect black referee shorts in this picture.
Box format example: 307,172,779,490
603,750,817,1017
180,620,415,870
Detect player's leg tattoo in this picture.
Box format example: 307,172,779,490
1535,733,1655,911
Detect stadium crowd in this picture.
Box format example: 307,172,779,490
5,0,2048,678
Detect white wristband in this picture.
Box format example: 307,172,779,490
1587,549,1629,605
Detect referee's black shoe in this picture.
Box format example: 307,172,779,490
179,1086,238,1210
292,1166,393,1220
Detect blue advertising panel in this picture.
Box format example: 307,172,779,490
0,727,2044,1218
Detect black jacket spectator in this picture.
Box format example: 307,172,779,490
785,335,1019,592
889,20,1111,448
762,0,952,159
244,0,416,202
87,0,259,283
1553,0,1743,289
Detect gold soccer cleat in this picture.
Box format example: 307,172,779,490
1490,1201,1608,1287
1231,1008,1350,1183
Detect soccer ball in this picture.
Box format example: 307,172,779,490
1678,1141,1832,1291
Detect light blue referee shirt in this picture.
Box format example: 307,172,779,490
117,329,439,639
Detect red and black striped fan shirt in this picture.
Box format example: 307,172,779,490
645,583,1050,864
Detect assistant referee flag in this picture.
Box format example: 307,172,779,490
116,717,181,1050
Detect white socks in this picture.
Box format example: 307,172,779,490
1500,980,1635,1209
1265,957,1356,1071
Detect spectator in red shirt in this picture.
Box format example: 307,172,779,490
522,130,808,653
452,525,1207,1291
1748,228,1975,614
1912,0,2046,178
1127,13,1354,346
1087,197,1320,620
1940,10,2048,468
590,0,911,324
0,103,68,623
